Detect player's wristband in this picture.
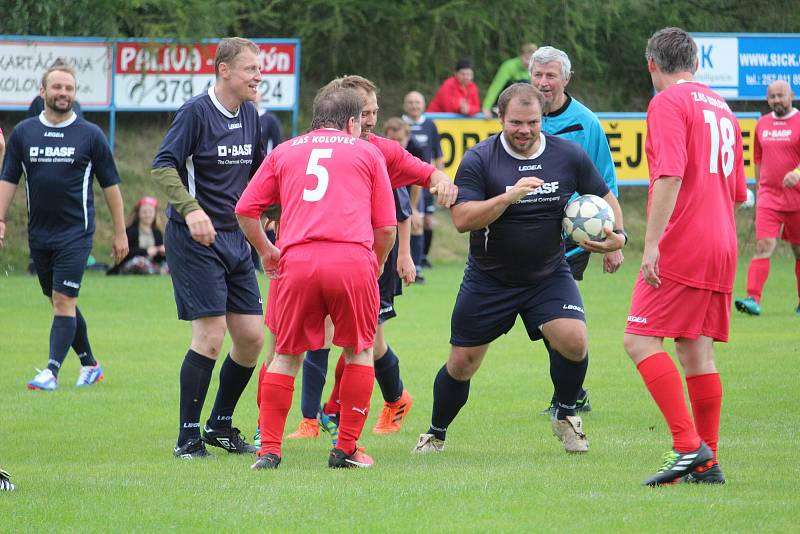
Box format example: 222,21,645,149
613,228,628,245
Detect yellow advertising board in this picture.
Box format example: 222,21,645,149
431,113,760,184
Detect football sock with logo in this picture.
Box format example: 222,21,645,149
336,363,375,455
178,349,215,445
47,315,77,377
72,307,97,367
301,348,330,418
423,228,433,258
546,340,587,420
322,352,346,416
374,345,404,403
208,354,256,430
745,257,770,302
258,372,295,457
429,365,470,441
687,372,722,461
410,234,423,271
636,352,701,452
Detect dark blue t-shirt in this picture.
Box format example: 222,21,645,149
455,133,609,285
259,111,283,154
152,87,264,231
1,113,121,249
403,115,443,163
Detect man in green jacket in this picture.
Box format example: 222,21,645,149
481,43,537,119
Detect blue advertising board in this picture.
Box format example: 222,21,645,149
693,33,800,100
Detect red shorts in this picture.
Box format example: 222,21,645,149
625,275,731,342
265,278,278,333
272,242,379,355
755,205,800,243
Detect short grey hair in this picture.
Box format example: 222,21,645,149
310,87,362,130
498,83,544,117
645,27,697,74
531,46,571,80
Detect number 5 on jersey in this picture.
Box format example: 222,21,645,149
304,148,333,202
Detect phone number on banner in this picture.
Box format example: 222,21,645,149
114,74,295,110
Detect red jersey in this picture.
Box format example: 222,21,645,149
426,76,481,115
753,108,800,211
236,128,396,255
367,133,435,189
645,80,747,293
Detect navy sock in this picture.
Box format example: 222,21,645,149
47,315,77,377
547,341,588,420
72,307,96,367
178,349,215,445
301,348,330,418
208,354,256,430
374,345,403,403
429,364,470,441
423,228,433,257
410,234,423,270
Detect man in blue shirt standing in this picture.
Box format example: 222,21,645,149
531,45,624,416
152,37,266,459
0,63,128,391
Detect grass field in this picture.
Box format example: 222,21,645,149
0,252,798,532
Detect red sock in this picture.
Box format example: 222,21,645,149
686,373,722,461
336,363,375,455
258,372,294,457
256,362,267,408
636,352,701,452
795,260,800,303
322,352,346,416
746,257,770,302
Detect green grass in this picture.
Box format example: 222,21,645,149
0,252,798,532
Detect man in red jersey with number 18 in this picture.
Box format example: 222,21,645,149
623,27,746,486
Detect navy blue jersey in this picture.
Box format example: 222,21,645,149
152,87,264,231
259,111,283,154
1,113,121,248
403,114,443,163
455,132,609,285
394,185,412,222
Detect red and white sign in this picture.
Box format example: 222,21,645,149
0,41,112,108
114,41,297,110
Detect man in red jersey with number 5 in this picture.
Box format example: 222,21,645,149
624,27,746,486
236,88,397,470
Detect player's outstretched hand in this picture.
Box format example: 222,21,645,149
603,249,624,273
112,230,129,264
505,176,544,204
579,227,625,254
185,209,217,246
262,245,281,279
641,244,661,288
397,253,416,286
783,170,800,188
429,172,459,208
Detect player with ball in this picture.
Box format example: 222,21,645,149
413,83,625,455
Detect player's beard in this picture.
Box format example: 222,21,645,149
771,103,789,117
46,94,74,116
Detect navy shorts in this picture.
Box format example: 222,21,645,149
450,263,586,347
30,245,92,298
417,189,436,215
165,221,263,321
377,244,400,324
565,243,591,281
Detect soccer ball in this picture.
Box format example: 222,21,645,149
562,194,615,243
